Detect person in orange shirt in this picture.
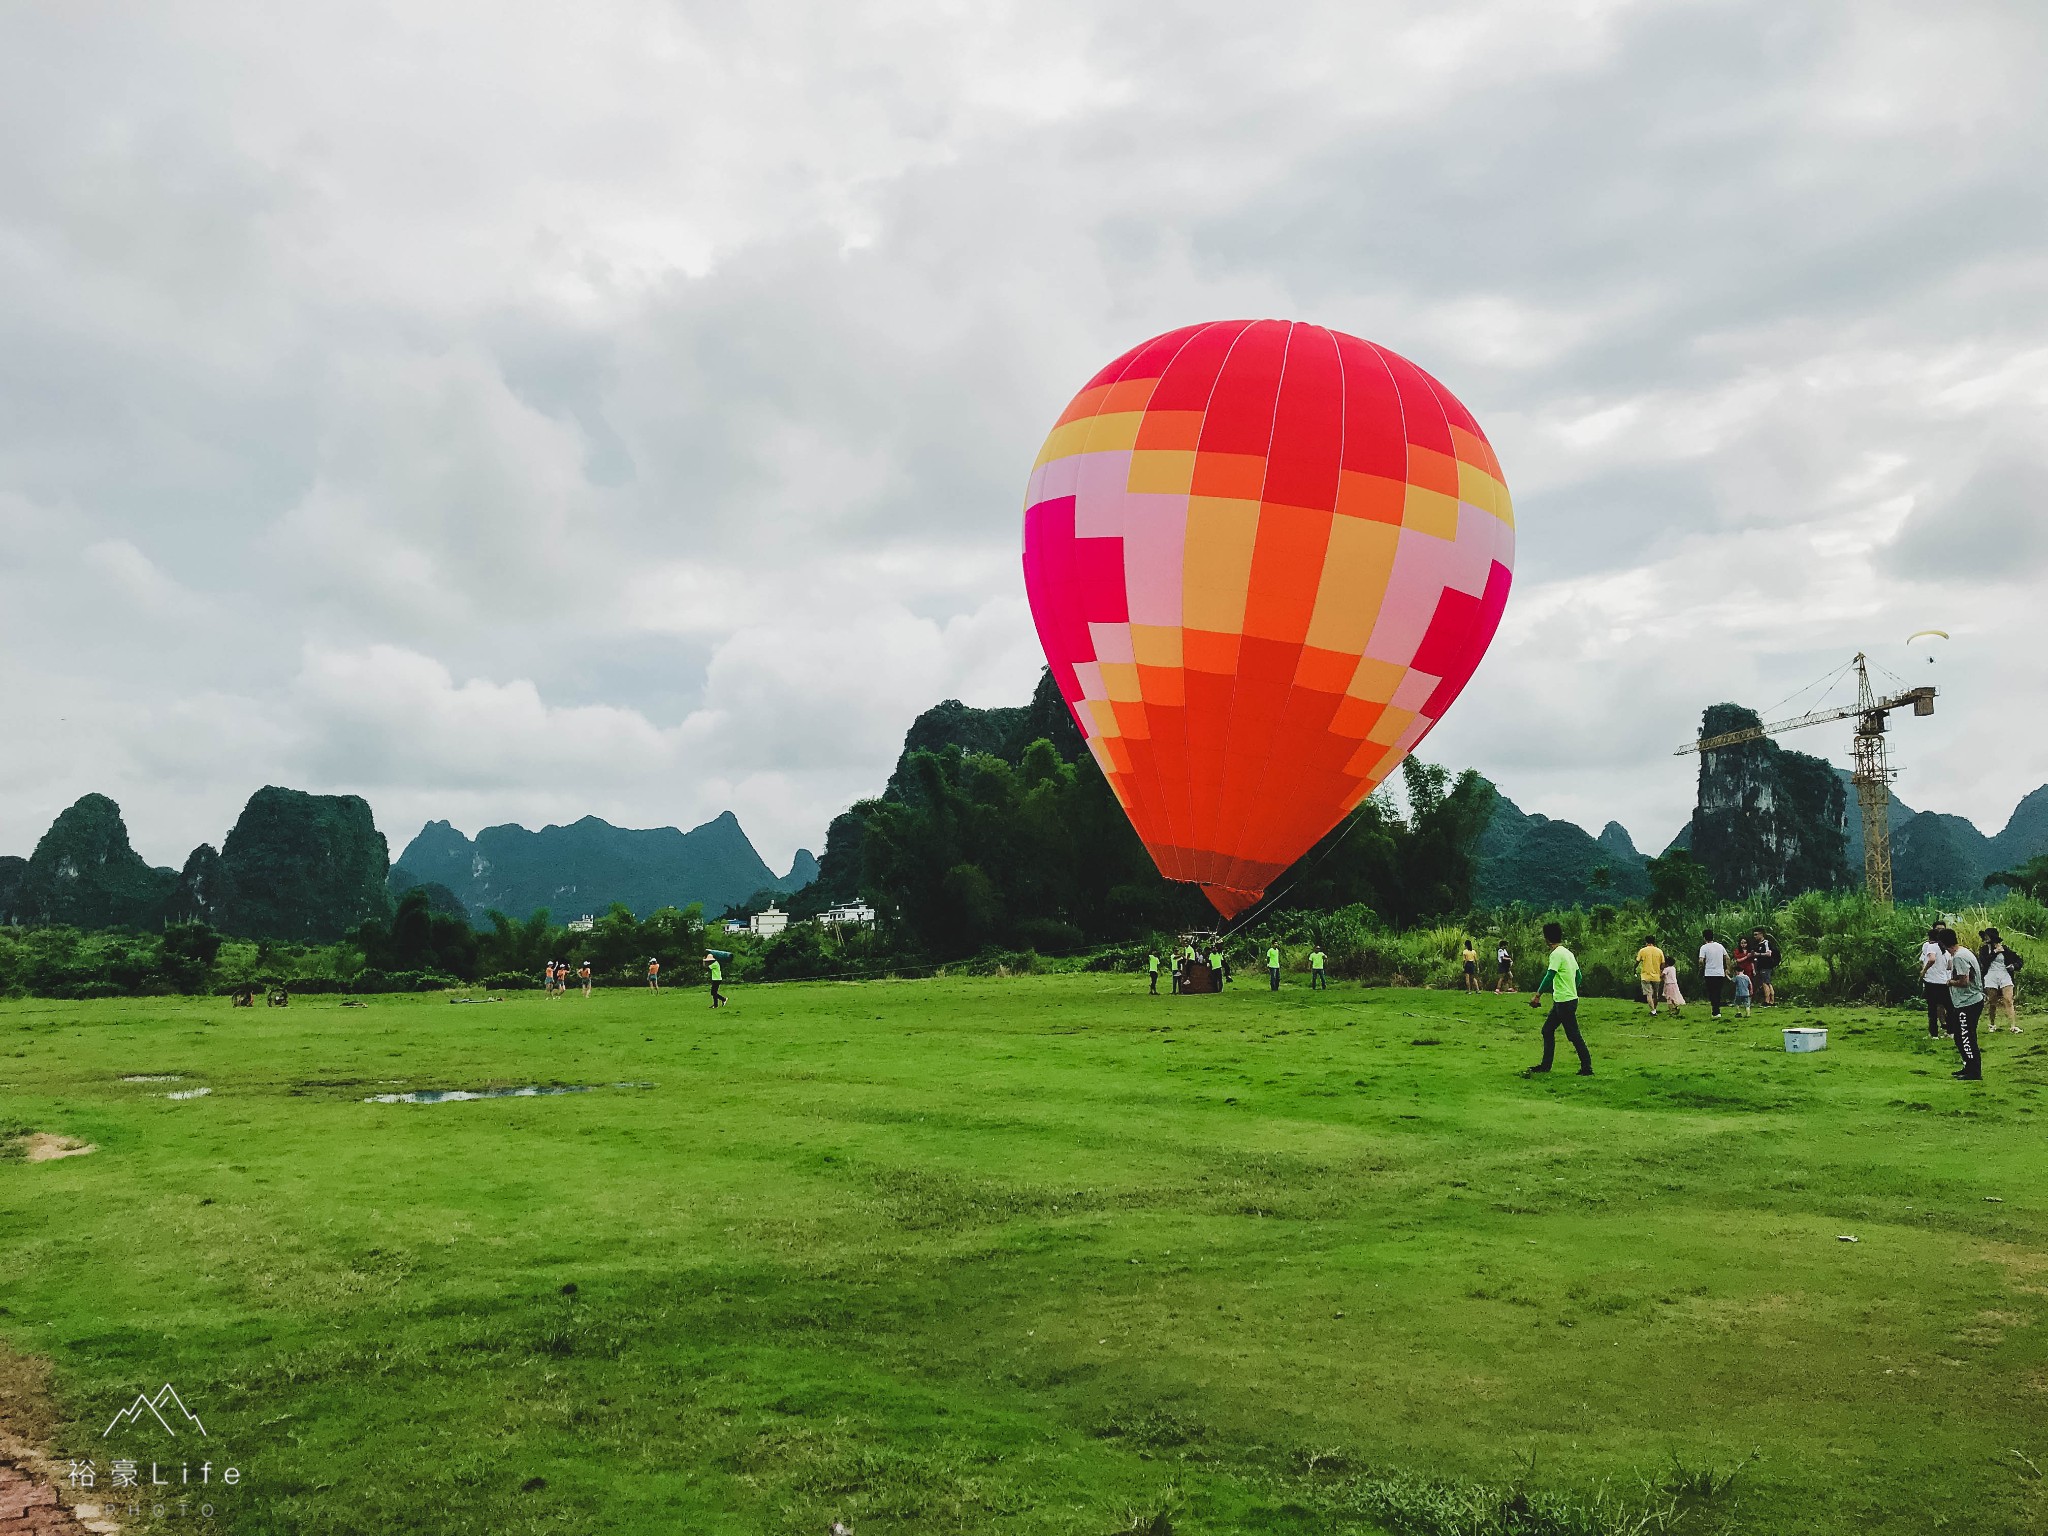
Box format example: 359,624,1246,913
646,957,661,991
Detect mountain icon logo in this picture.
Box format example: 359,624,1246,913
103,1383,208,1439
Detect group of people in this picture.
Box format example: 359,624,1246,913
1523,922,1777,1076
1630,927,1779,1019
537,950,729,1005
1457,940,1518,993
541,959,594,997
1139,919,2027,1091
1919,924,2024,1082
1147,943,1331,994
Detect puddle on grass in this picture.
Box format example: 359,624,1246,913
166,1087,212,1100
362,1083,652,1105
123,1074,184,1083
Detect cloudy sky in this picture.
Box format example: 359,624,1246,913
3,0,2043,874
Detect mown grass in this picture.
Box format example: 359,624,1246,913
0,974,2043,1534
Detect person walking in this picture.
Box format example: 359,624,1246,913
1660,956,1686,1015
578,961,592,998
1698,929,1729,1019
543,959,557,996
1460,938,1480,993
1147,951,1161,995
703,951,727,1007
1494,943,1515,994
647,956,662,991
1635,935,1665,1016
1919,925,1951,1037
1525,921,1592,1077
1267,945,1282,991
1943,926,1983,1080
1979,928,2023,1033
1309,946,1328,989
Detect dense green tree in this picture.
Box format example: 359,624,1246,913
1646,847,1715,921
354,889,481,980
1984,854,2048,901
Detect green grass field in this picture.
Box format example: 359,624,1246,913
2,975,2043,1534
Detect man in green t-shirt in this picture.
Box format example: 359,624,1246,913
1147,952,1160,995
703,951,726,1008
1309,948,1327,989
1525,921,1592,1076
1266,945,1282,991
1207,947,1224,987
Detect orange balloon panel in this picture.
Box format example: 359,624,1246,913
1021,321,1514,918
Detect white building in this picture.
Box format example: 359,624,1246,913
748,905,790,937
819,902,876,927
566,914,595,933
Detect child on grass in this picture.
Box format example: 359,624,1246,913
1660,959,1685,1015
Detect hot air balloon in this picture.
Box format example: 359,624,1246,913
1021,320,1514,918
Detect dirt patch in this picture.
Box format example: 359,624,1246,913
0,1348,120,1534
18,1138,96,1165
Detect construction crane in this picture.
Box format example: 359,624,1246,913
1673,654,1935,903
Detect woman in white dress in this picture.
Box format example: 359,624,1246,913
1978,928,2022,1033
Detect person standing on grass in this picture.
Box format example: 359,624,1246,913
1208,945,1224,988
1495,942,1515,993
1267,944,1282,991
578,961,593,998
1147,951,1161,995
1698,929,1729,1019
1461,938,1481,993
1943,927,1983,1080
1751,929,1779,1006
647,956,662,991
1979,927,2023,1033
1919,924,1951,1037
1635,935,1666,1016
1660,955,1686,1015
1309,946,1328,989
1524,920,1592,1077
703,951,726,1007
543,959,556,995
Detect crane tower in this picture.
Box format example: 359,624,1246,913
1675,654,1934,903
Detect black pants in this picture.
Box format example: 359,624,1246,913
1539,1001,1592,1072
1310,970,1327,989
1923,981,1951,1037
1269,966,1281,991
1705,976,1725,1016
709,980,724,1007
1954,1001,1982,1077
1149,970,1159,994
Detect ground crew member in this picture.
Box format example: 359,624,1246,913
1207,946,1224,988
1525,920,1592,1077
1267,945,1282,991
704,951,725,1008
1147,952,1160,995
1309,947,1327,989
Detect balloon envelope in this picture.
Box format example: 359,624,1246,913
1021,320,1514,917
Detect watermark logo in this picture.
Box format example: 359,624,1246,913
103,1383,208,1439
70,1381,243,1521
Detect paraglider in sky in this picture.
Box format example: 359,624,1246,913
1021,320,1515,918
1907,628,1948,666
